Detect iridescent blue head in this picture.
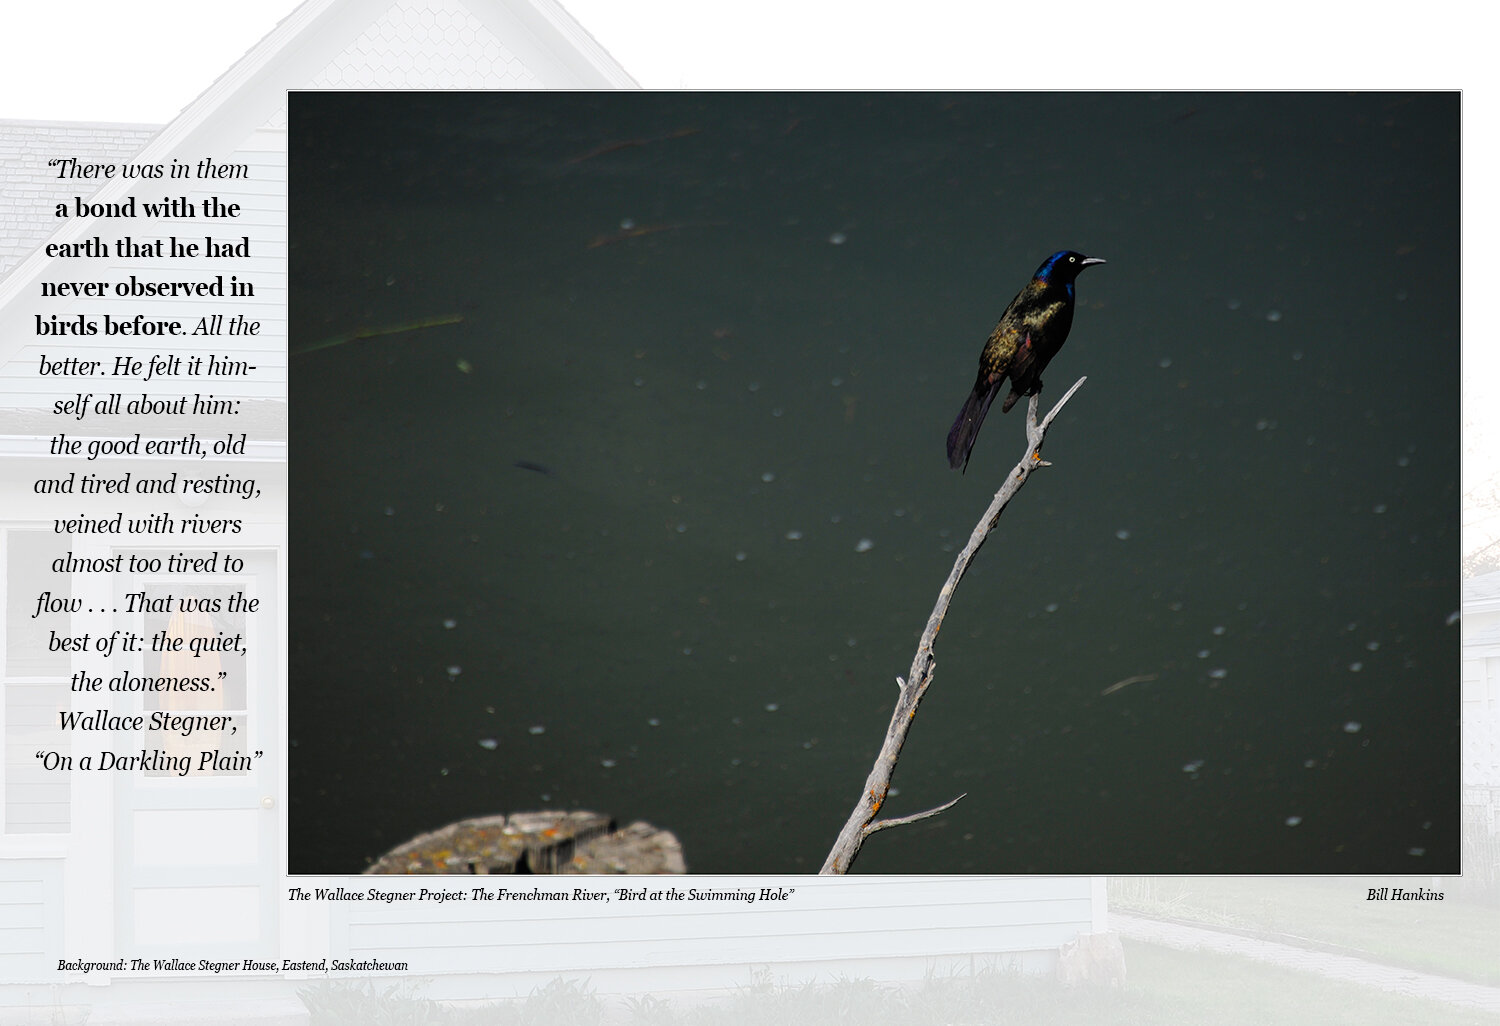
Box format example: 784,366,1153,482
1034,250,1106,295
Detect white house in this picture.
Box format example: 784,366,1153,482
1461,571,1500,833
0,2,1106,1022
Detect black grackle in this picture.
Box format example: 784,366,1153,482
946,250,1105,472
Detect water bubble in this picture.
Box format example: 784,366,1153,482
1266,310,1282,322
734,551,747,562
831,377,844,387
764,703,779,712
1208,668,1228,679
383,505,395,516
1284,815,1302,827
633,376,645,387
1182,760,1205,773
748,381,761,392
854,538,874,553
1348,662,1363,672
1212,625,1226,636
761,471,776,482
446,665,462,677
695,380,708,391
1372,504,1387,514
1044,602,1059,613
1115,528,1131,541
620,217,636,230
1365,640,1380,651
1407,847,1425,857
478,738,498,750
1342,721,1362,734
828,231,847,245
1197,650,1211,659
676,523,687,533
648,717,661,727
1291,351,1303,361
1227,298,1242,310
1303,758,1317,769
528,725,546,735
1396,455,1410,467
785,529,803,541
1446,611,1460,627
442,618,457,629
1158,357,1172,369
601,758,617,768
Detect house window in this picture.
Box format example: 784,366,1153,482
138,580,251,778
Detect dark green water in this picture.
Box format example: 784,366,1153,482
289,92,1459,874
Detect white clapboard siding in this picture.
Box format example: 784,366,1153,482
0,139,288,411
3,683,71,834
0,3,1107,1019
0,119,162,276
1461,573,1500,832
320,876,1096,998
0,859,61,981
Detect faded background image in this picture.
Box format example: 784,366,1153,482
2,2,1493,1023
289,91,1459,876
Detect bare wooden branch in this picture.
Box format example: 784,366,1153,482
819,377,1087,875
863,793,967,836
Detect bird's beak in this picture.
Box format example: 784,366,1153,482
1081,257,1107,267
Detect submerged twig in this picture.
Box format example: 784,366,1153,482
1100,673,1157,696
295,314,464,355
819,377,1088,875
565,127,701,164
586,221,725,249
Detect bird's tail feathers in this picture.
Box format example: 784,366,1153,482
946,381,1003,472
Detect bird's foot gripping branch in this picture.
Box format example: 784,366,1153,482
947,250,1103,474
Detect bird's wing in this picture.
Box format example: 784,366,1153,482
981,322,1023,380
1007,297,1066,388
1006,330,1038,385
